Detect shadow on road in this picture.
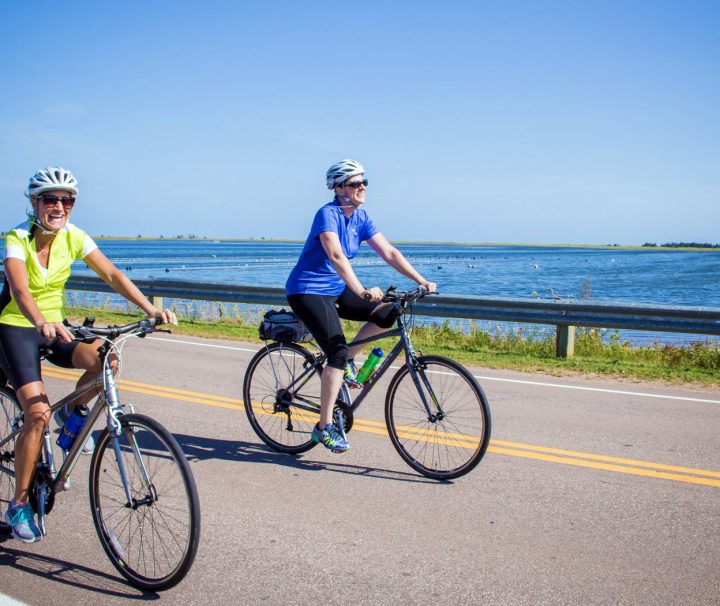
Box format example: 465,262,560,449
0,542,159,600
173,433,445,484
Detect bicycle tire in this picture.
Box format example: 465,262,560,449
244,342,350,454
0,386,21,532
89,413,200,591
385,355,491,480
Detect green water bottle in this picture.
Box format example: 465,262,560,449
356,348,384,384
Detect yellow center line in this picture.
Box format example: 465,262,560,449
489,446,720,488
491,439,720,479
41,366,720,488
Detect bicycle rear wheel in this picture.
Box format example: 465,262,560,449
0,386,21,530
89,413,200,591
244,342,349,454
385,355,491,480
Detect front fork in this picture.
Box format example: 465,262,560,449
402,333,445,422
104,369,154,507
34,429,57,536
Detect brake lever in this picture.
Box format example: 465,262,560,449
73,326,97,343
138,326,172,338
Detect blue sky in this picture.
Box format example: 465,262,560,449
1,1,718,244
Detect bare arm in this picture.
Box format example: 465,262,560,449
83,249,176,323
318,232,382,301
367,233,437,292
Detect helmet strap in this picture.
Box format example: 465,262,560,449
27,211,59,236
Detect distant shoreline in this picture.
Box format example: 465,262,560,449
0,234,718,251
90,237,720,251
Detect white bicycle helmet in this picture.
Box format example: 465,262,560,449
25,166,78,198
326,159,365,190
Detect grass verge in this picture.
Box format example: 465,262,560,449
66,305,720,387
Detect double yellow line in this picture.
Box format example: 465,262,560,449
489,440,720,488
43,366,720,488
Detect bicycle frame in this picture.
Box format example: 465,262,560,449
0,379,102,484
275,305,443,421
0,340,154,531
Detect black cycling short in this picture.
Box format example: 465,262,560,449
0,324,80,390
287,287,395,370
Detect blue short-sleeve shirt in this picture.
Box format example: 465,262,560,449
285,200,378,295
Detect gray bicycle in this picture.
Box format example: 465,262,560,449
0,318,200,591
244,287,492,480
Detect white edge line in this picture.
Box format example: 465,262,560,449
148,336,720,405
0,594,29,606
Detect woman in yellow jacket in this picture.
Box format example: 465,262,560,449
0,166,175,543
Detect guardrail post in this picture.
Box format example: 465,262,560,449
152,296,164,310
556,325,576,358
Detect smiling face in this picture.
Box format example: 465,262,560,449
31,189,75,231
335,174,367,208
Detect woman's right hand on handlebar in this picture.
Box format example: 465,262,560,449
36,320,74,343
362,287,384,302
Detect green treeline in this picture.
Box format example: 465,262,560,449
642,242,720,249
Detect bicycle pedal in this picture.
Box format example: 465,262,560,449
38,517,47,537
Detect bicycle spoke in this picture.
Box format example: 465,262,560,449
0,388,21,512
244,343,331,453
386,357,491,479
90,414,199,590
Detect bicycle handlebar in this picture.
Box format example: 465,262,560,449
381,285,438,303
68,317,166,342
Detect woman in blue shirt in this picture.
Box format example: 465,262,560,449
286,160,436,453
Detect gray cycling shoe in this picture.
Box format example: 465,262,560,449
5,500,42,543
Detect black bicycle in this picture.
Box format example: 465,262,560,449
243,287,491,480
0,318,200,591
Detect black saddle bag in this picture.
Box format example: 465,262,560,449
258,309,312,343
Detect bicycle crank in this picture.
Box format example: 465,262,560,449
29,468,56,536
333,401,354,440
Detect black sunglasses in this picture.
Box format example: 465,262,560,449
38,194,76,208
344,179,368,189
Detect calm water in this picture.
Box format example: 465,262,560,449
72,240,720,307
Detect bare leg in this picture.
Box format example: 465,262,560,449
13,383,51,503
348,322,386,360
319,366,344,427
66,340,117,412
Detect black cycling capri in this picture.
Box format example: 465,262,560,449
287,287,395,370
0,324,80,390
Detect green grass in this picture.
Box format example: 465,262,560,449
65,305,720,387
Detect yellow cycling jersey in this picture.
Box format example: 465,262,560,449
0,220,97,327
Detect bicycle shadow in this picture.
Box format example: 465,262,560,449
0,542,160,600
173,433,446,485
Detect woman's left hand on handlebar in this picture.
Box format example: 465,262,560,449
419,280,437,293
148,308,178,326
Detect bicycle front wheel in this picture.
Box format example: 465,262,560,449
385,355,491,480
0,386,22,526
244,342,327,454
89,413,200,591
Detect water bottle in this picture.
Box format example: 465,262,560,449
356,348,384,384
56,404,90,451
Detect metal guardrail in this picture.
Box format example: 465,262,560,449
2,271,717,356
53,275,720,358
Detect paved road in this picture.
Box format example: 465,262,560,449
1,333,719,605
